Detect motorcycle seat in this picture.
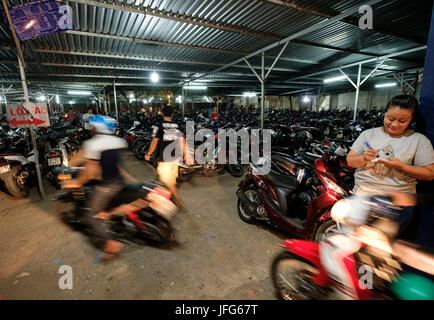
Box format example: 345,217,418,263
267,170,299,190
272,152,304,167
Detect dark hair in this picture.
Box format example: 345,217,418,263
386,95,419,114
162,105,174,117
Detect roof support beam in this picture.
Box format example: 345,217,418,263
65,0,281,40
186,0,387,84
65,30,246,56
290,45,427,81
0,59,276,78
29,48,298,73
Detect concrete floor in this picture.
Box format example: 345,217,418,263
0,152,287,300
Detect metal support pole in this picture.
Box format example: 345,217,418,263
400,73,404,93
265,41,290,80
360,59,387,86
261,50,265,130
103,89,107,115
181,87,185,117
353,64,362,121
98,93,101,114
113,81,118,122
47,95,54,115
18,58,45,199
338,68,358,89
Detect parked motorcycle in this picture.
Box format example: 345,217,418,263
236,150,353,241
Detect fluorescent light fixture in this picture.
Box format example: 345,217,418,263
56,94,60,104
92,100,96,103
183,86,207,90
176,96,182,103
67,90,92,96
69,100,74,104
303,96,311,103
243,92,257,97
149,97,154,102
151,72,159,83
143,99,147,103
24,20,36,30
375,83,397,88
37,95,46,101
324,75,346,83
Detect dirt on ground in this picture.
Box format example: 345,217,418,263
0,152,287,300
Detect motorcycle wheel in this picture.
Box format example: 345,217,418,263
227,163,244,177
313,219,339,242
4,165,29,199
237,185,258,224
271,251,320,300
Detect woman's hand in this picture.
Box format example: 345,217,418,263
363,149,378,162
377,158,404,170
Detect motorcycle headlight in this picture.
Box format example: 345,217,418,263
322,176,347,197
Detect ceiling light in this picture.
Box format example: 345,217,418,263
243,92,257,97
324,75,346,83
303,96,311,103
37,95,46,101
183,86,207,90
24,20,36,30
375,83,397,88
151,72,159,83
67,90,92,95
56,95,60,104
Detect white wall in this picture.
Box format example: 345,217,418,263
231,88,405,111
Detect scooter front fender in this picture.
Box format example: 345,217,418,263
281,239,330,287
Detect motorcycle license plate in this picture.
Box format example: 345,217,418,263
0,164,10,174
48,157,61,166
336,133,343,139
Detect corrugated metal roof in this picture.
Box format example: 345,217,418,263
0,0,431,95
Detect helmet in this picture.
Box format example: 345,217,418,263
88,115,117,134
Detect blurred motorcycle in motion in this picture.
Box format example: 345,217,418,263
271,195,434,300
55,166,178,245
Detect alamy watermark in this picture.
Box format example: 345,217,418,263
58,265,73,290
58,5,74,30
358,265,373,290
161,121,272,175
359,5,373,30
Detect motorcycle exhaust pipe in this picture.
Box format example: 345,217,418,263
236,189,257,215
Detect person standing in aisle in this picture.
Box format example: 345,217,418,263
145,105,186,209
67,108,77,123
82,107,94,138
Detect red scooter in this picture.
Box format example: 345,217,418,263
236,151,351,241
271,196,434,300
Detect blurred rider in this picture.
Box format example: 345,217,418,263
62,115,136,260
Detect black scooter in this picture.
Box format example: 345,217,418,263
54,167,177,244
